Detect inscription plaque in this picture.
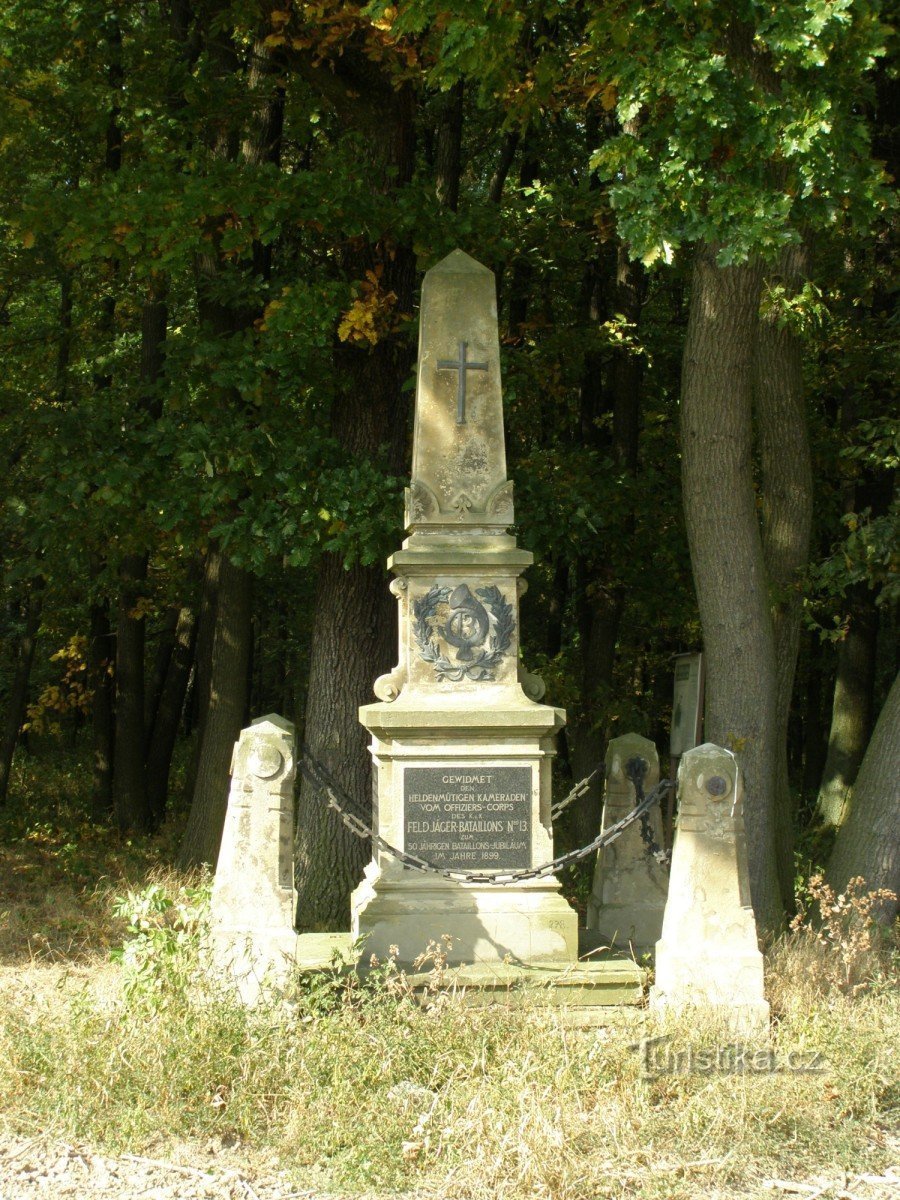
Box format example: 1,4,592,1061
404,765,532,871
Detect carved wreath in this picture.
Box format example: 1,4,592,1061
412,583,515,683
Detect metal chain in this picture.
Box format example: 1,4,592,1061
549,764,604,821
625,755,671,867
299,744,672,886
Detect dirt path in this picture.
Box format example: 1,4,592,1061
0,1133,347,1200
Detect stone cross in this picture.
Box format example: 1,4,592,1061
208,714,298,1003
651,742,769,1034
406,250,513,530
585,732,668,949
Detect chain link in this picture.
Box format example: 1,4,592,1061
299,745,672,885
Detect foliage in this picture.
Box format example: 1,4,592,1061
585,1,892,266
23,636,90,737
110,872,212,1009
0,0,894,888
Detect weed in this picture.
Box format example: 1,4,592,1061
109,871,212,1008
783,874,897,996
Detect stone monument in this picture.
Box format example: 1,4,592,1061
351,249,578,966
585,733,668,949
208,714,298,1002
651,742,769,1032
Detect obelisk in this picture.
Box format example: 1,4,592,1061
351,250,578,966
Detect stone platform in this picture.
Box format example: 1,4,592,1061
294,932,646,1027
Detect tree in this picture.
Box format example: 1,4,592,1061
583,0,888,926
827,668,900,923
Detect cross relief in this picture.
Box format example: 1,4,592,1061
437,340,488,425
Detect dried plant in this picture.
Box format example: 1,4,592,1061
788,874,897,996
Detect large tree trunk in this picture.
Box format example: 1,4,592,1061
179,554,252,867
0,596,41,806
294,260,414,929
754,243,813,906
816,586,879,827
681,243,781,929
293,75,417,928
826,669,900,924
434,81,463,212
294,557,397,929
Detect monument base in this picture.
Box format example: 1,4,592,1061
354,697,578,969
352,865,578,966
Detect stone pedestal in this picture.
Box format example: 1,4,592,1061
352,698,577,965
209,715,298,1002
352,250,577,967
586,733,668,949
651,743,769,1033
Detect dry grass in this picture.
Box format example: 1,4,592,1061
0,751,897,1199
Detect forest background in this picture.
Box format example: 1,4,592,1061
0,0,897,933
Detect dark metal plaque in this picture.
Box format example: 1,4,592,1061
403,765,532,871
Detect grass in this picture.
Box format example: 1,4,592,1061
0,746,897,1199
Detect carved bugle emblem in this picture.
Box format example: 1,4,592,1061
412,583,514,682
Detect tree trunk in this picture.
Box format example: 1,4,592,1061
754,243,813,905
178,22,284,863
800,631,829,800
0,596,41,806
569,242,645,850
568,580,621,849
86,19,123,824
113,554,151,832
293,78,417,928
434,81,464,212
146,594,198,826
681,243,781,929
294,557,397,929
488,130,520,205
826,668,900,923
112,280,168,833
185,548,220,775
294,254,414,928
145,605,180,746
816,586,879,827
88,587,115,822
178,553,252,867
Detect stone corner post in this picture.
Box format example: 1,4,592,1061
585,732,668,949
651,742,769,1034
208,713,298,1002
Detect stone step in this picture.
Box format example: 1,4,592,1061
294,933,647,1026
220,930,649,1019
400,960,646,1008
